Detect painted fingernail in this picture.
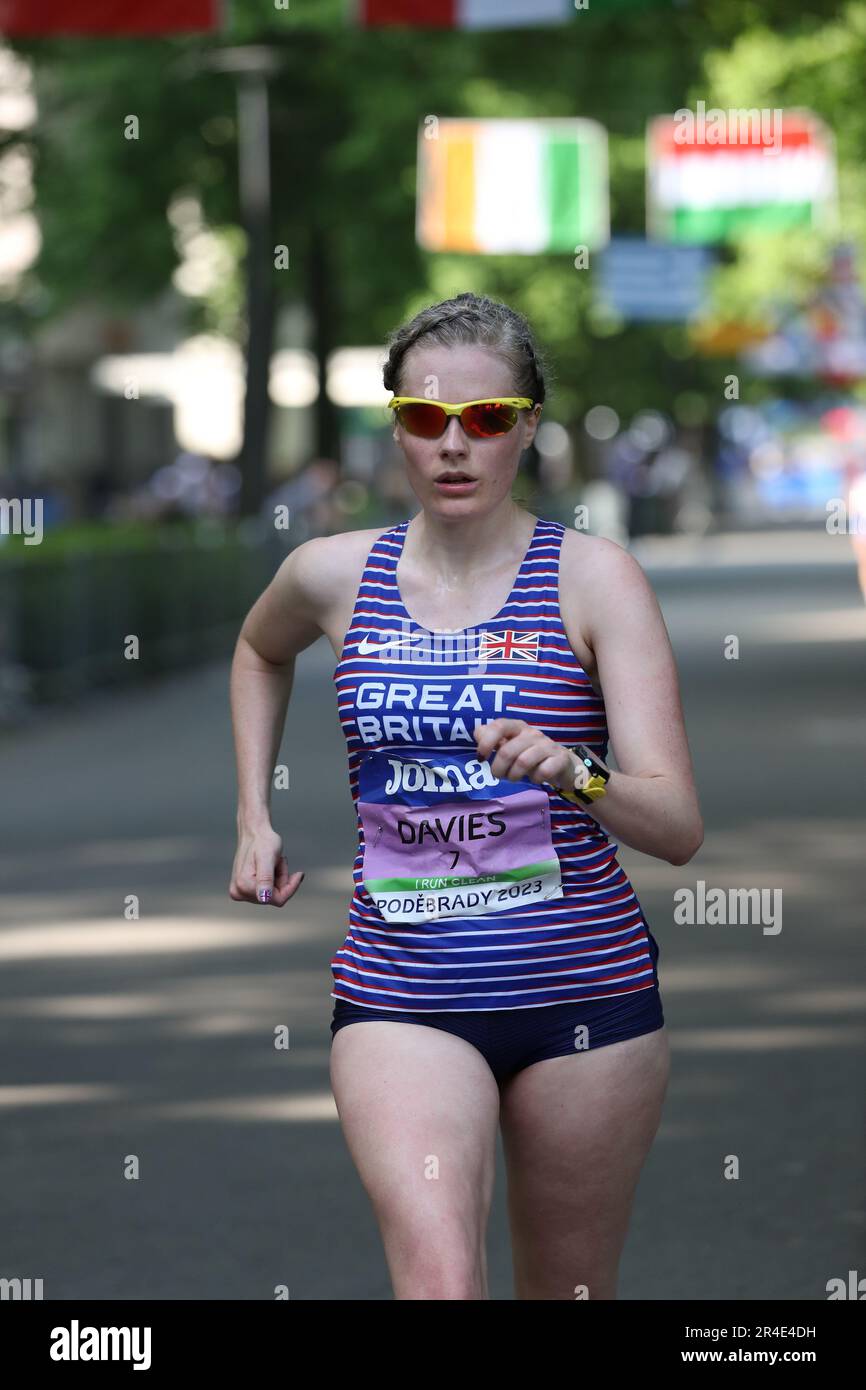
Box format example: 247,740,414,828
257,887,272,903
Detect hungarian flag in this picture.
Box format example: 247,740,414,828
358,0,574,26
417,118,609,254
647,109,837,243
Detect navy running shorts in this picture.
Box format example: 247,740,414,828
330,935,665,1086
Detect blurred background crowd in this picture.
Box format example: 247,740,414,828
2,0,866,712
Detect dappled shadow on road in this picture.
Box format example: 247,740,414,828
0,882,376,1297
0,800,862,1298
617,809,866,1299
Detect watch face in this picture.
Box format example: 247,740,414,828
571,745,606,793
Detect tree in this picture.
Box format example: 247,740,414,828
6,0,865,502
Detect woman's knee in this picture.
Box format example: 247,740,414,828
382,1219,488,1299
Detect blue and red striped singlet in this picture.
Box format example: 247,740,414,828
329,513,659,1012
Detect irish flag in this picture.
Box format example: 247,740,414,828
416,118,609,254
358,0,574,26
647,109,837,243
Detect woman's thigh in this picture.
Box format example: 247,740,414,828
499,1024,671,1300
329,1019,501,1298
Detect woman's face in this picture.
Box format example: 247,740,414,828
392,343,541,514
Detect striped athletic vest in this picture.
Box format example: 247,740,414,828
330,514,659,1011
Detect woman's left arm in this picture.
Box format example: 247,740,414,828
571,539,704,866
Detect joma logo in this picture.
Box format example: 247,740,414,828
383,757,497,795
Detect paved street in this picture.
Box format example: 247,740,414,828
1,527,864,1300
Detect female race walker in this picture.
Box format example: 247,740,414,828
229,292,703,1300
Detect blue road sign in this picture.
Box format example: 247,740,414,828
596,237,713,321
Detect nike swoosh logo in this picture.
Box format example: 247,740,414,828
356,633,426,656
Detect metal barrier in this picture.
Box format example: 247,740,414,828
0,521,283,713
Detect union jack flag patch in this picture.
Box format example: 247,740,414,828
479,630,541,661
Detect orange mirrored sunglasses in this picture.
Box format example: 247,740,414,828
388,396,536,439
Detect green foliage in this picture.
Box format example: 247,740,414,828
7,0,866,434
0,517,244,561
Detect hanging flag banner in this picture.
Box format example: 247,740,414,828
689,320,771,356
646,108,837,243
417,117,609,255
0,0,221,33
357,0,574,27
355,0,675,23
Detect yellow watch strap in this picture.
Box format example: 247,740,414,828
560,772,608,805
582,773,609,801
560,784,583,804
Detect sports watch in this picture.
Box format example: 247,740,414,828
560,743,610,806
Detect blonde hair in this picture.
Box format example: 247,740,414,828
383,291,549,403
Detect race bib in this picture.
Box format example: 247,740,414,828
358,748,563,924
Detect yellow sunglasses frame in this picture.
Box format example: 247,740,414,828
388,396,537,437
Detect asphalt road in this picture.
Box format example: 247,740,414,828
1,527,864,1300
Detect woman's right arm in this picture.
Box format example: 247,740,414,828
228,536,337,906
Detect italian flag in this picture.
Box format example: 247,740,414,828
647,110,837,243
416,118,609,254
358,0,574,26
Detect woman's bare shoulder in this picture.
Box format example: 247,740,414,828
241,524,399,666
559,526,648,592
557,527,656,666
286,524,399,613
560,524,630,566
